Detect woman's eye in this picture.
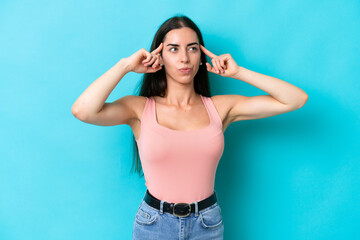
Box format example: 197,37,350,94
170,47,198,52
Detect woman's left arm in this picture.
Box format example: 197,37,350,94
232,66,308,107
200,44,308,107
200,44,308,123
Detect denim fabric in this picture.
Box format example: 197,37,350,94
132,194,224,240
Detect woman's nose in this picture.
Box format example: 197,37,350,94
179,50,190,62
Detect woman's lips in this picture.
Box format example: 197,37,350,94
179,68,191,74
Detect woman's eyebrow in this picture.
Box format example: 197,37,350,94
166,42,199,47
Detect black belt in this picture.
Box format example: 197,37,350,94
143,189,217,217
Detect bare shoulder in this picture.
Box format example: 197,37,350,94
124,95,147,140
124,95,148,123
210,94,237,132
110,94,148,126
210,94,239,118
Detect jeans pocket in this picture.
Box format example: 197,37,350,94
135,201,159,226
199,203,223,229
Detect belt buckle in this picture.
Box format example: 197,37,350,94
173,202,191,217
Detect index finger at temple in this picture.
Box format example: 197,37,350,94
200,44,217,58
153,42,163,54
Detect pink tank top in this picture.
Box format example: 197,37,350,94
135,95,225,203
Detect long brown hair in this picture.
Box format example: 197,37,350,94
130,14,212,177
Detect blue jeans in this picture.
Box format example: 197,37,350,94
132,192,224,240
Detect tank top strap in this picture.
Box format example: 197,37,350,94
201,95,223,129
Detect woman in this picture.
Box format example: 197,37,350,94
71,15,308,240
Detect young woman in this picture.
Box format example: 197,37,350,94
71,15,308,240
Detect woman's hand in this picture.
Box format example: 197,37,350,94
123,43,164,74
200,44,241,78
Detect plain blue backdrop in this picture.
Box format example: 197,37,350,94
1,0,359,239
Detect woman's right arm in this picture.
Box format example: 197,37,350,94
71,59,137,126
71,43,163,126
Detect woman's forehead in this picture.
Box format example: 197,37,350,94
163,28,199,45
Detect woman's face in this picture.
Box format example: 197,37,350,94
160,27,201,83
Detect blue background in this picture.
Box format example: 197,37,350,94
1,0,359,239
